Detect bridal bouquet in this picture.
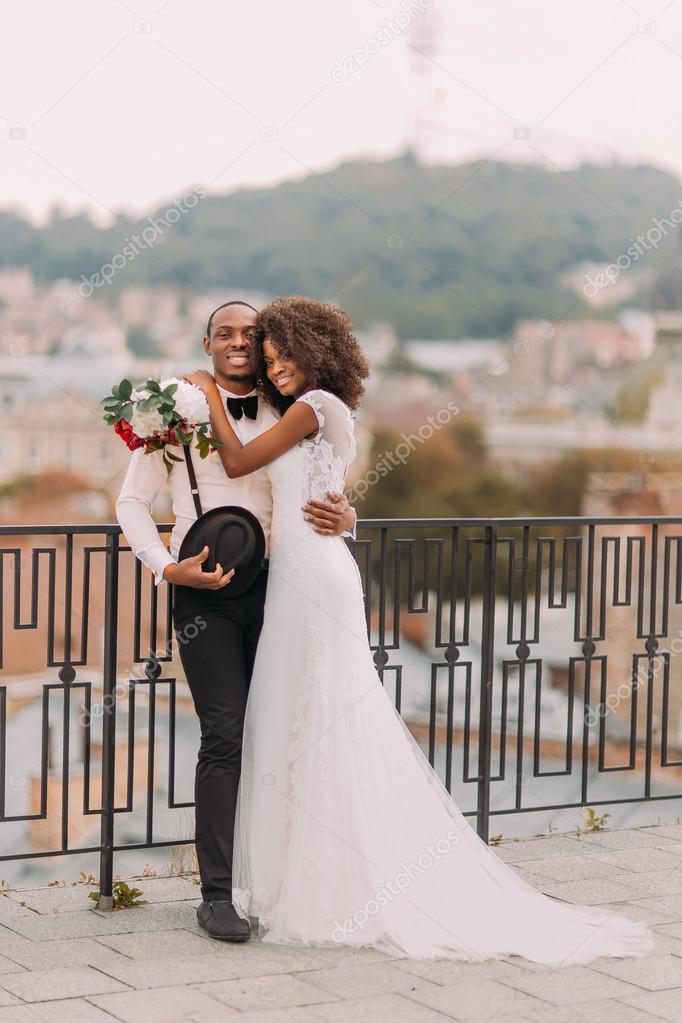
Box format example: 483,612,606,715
101,376,222,470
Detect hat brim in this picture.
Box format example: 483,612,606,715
178,504,266,597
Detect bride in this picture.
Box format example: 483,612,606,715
187,296,653,965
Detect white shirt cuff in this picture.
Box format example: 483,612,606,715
145,546,176,586
342,508,357,540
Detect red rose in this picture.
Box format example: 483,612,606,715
114,419,145,451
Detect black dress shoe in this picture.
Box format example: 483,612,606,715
197,900,251,942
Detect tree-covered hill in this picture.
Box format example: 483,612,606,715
3,153,682,338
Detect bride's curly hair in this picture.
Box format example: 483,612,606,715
256,296,369,413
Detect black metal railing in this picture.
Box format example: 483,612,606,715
3,517,682,900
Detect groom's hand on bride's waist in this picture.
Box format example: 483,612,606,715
163,547,236,589
303,492,356,536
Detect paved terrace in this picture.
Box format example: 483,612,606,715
2,827,682,1020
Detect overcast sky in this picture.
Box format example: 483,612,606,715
4,0,682,222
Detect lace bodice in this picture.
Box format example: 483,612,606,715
295,390,356,501
266,389,356,558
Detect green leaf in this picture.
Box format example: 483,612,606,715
119,378,133,400
162,451,173,473
146,379,161,393
196,432,217,459
166,451,183,463
162,383,178,397
175,427,193,445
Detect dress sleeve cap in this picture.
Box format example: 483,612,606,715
295,390,326,429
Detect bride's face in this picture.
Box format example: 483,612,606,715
263,338,309,397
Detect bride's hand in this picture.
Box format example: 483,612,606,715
184,369,217,395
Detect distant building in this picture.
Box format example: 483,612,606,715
0,393,129,491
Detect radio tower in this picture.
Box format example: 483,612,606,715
407,5,442,161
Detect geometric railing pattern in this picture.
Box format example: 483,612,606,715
3,516,682,896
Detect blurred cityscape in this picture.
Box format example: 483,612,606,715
3,263,682,528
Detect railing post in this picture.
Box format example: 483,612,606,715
98,529,119,909
477,524,497,842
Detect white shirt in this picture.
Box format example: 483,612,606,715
116,384,278,584
116,382,356,585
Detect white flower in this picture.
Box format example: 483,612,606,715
130,405,164,438
161,378,210,426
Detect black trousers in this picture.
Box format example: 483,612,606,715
172,568,268,902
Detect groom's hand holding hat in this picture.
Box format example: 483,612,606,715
163,547,235,589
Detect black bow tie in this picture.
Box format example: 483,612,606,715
225,394,258,421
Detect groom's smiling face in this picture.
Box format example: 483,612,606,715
204,305,258,390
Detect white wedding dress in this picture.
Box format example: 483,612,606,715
233,389,653,965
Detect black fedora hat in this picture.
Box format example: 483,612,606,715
178,505,266,597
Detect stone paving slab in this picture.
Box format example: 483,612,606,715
391,955,522,986
517,1002,663,1023
590,951,682,990
600,847,682,873
652,919,682,940
95,927,386,980
277,944,391,971
649,929,682,956
614,901,682,926
298,962,432,1000
5,887,96,916
0,960,24,981
496,961,644,1005
93,951,246,989
95,926,213,959
0,1000,115,1022
527,875,650,905
491,836,588,862
508,865,560,891
4,876,198,916
0,901,195,941
0,903,38,925
620,988,682,1022
403,977,552,1020
0,936,131,973
516,852,639,882
197,972,339,1011
567,829,682,850
89,984,241,1022
631,894,682,921
1,827,682,1020
291,993,457,1022
621,868,682,897
0,965,127,1002
635,824,682,842
232,1012,321,1023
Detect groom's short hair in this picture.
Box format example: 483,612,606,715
206,300,258,336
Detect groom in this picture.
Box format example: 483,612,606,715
116,300,356,941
